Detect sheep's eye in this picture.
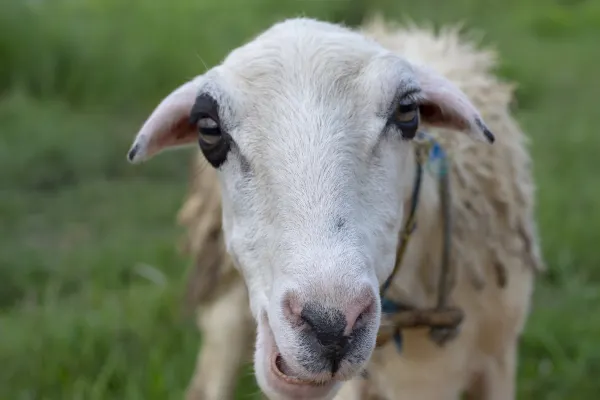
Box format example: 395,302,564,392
396,103,418,122
394,102,419,139
189,94,231,169
197,117,222,147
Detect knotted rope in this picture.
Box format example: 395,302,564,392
376,131,464,351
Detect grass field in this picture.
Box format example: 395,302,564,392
1,0,599,398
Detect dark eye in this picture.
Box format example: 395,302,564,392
189,94,231,168
394,102,419,140
197,117,222,147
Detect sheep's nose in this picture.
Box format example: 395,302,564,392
300,304,352,368
284,289,376,373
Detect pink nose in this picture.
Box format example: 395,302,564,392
282,288,377,372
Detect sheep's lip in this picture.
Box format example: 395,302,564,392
260,315,341,399
270,353,329,386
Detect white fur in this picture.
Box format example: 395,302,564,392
129,16,543,400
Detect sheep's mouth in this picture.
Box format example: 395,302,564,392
271,353,330,387
260,315,339,399
263,312,329,387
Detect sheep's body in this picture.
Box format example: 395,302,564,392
177,16,543,400
178,153,255,400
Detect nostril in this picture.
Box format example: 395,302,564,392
345,291,376,334
353,310,367,329
300,303,356,374
282,291,304,327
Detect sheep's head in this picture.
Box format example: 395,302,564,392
127,18,494,400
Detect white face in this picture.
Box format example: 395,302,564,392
127,18,494,400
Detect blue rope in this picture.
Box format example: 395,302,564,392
379,131,449,353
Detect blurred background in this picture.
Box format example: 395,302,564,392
1,0,599,398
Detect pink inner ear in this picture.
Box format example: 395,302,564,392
145,116,197,157
419,101,470,131
156,117,197,149
128,76,205,163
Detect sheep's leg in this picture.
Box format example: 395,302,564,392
185,277,254,400
383,386,461,400
332,378,372,400
332,377,388,400
483,343,518,400
465,341,517,400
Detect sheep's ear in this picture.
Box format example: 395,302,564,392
414,65,495,143
127,76,203,164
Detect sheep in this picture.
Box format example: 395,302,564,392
126,15,545,400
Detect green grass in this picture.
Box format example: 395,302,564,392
1,0,599,398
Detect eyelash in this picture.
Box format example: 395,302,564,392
189,96,232,168
388,94,420,140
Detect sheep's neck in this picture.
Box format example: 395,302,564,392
383,135,454,308
374,138,464,349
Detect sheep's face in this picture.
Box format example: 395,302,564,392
127,18,494,400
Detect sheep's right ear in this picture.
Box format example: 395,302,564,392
127,76,203,164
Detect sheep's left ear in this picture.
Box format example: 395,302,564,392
127,76,203,164
414,65,495,143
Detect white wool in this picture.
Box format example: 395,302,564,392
133,16,543,400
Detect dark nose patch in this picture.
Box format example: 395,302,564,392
300,303,350,374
